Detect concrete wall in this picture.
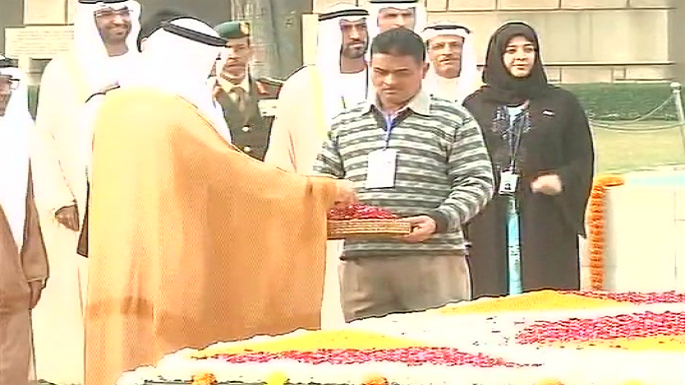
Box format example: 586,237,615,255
601,183,685,292
311,0,681,84
0,0,24,55
672,0,685,83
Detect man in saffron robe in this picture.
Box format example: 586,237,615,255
84,17,355,385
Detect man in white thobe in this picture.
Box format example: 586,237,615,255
367,0,427,39
29,1,141,383
421,22,480,104
264,2,370,328
0,55,49,385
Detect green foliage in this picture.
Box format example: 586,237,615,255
28,85,40,118
28,83,681,121
562,83,679,121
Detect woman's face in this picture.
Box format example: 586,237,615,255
502,35,536,78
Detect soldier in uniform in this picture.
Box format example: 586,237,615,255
212,21,283,160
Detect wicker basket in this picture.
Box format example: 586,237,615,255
327,219,412,240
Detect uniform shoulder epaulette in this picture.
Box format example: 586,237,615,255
255,76,285,97
256,76,285,88
85,83,121,103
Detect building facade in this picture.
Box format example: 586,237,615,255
309,0,683,84
2,0,683,84
1,0,232,84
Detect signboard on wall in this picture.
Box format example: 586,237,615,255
24,0,68,25
4,26,74,59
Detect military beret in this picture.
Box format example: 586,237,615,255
214,21,250,40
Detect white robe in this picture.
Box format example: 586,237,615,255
30,51,89,385
264,66,329,174
264,64,368,329
426,74,481,104
30,50,139,385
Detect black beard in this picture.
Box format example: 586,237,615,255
341,44,368,60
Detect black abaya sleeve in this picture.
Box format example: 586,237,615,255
550,91,595,237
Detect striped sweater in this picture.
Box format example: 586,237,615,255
314,90,494,258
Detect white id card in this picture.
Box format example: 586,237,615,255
365,149,398,189
498,170,519,195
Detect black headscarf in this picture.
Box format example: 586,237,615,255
480,22,549,106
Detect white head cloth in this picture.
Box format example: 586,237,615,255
81,17,231,181
421,22,479,103
367,0,427,41
0,62,34,250
317,2,370,124
73,0,142,95
140,18,230,140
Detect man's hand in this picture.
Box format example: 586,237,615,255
55,204,79,231
28,281,45,310
402,215,437,243
531,174,563,196
333,179,357,208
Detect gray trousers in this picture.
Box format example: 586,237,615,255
339,254,471,322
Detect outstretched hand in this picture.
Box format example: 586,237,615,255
333,179,357,208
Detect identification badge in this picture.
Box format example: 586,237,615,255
498,170,519,195
365,149,398,189
258,99,278,117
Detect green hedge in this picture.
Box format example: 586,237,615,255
27,82,682,121
561,83,679,121
28,85,40,119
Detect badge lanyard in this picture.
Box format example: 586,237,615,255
364,110,399,190
340,67,369,110
507,195,523,295
504,103,529,296
383,113,397,150
506,107,528,173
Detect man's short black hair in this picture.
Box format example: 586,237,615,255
370,27,426,63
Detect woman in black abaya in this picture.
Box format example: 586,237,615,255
463,22,595,298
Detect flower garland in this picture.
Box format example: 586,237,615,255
266,372,288,385
586,174,625,290
190,373,217,385
361,374,389,385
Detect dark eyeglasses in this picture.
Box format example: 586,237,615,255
94,7,130,18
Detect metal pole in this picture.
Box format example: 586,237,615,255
670,82,685,159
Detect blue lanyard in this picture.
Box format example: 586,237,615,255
383,113,395,149
508,111,528,171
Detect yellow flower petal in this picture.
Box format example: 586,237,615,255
265,371,288,385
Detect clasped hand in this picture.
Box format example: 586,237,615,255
55,204,79,231
530,174,563,196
